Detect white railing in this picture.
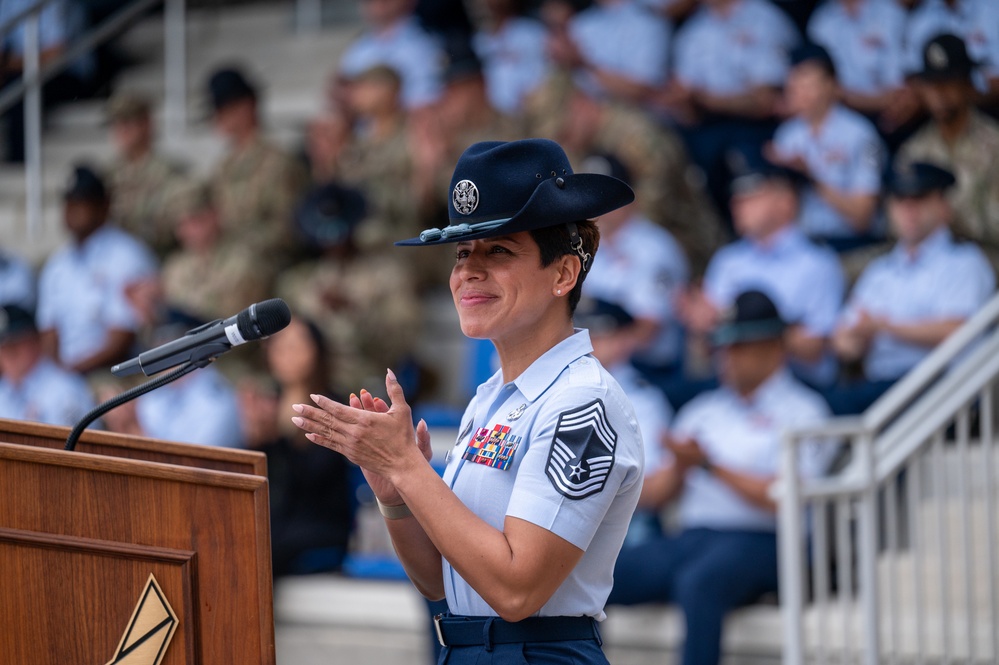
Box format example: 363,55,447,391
0,0,185,240
777,294,999,665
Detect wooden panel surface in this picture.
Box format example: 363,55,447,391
0,418,267,476
0,443,275,664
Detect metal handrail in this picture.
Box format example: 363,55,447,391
0,0,48,38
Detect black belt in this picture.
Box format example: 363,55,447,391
433,613,602,647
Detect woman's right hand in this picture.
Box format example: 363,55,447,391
350,389,432,506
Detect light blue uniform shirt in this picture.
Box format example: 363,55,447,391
903,0,999,91
583,214,689,367
440,330,644,620
568,1,671,98
841,228,995,381
0,0,94,79
704,226,845,387
0,250,36,310
673,0,799,95
473,16,550,115
339,17,444,109
136,366,244,447
37,225,157,368
773,104,886,239
807,0,907,96
672,368,833,531
0,357,95,426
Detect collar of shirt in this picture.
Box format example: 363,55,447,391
889,226,953,267
719,365,795,411
501,328,594,402
749,224,807,257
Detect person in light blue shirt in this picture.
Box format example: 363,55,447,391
574,296,675,547
771,42,886,249
682,149,845,390
608,289,835,665
903,0,999,97
548,0,671,103
472,0,550,115
830,161,995,413
291,139,643,664
135,364,244,447
0,249,36,311
0,304,96,427
37,165,158,375
338,0,445,111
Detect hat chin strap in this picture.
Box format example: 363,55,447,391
567,222,592,272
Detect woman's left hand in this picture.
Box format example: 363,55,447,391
291,369,423,481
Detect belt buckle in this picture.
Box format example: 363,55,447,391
433,613,446,647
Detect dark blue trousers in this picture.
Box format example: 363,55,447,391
438,638,608,664
607,528,779,665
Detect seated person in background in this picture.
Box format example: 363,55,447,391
608,290,836,665
579,153,690,380
524,81,724,276
99,326,244,448
661,0,799,220
239,316,354,577
207,66,309,264
160,182,273,325
336,0,444,115
37,165,158,375
544,0,671,105
902,0,999,105
0,0,96,163
829,162,995,414
679,149,845,392
0,305,96,426
896,34,999,271
0,248,36,310
472,0,551,116
805,0,916,140
105,91,189,259
276,182,422,395
769,42,886,252
575,296,674,547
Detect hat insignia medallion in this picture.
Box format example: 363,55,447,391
452,179,479,216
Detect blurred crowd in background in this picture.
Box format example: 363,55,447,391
1,0,999,581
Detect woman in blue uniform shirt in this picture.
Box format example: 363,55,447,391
292,138,645,663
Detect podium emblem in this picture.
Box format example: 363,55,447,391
105,574,178,665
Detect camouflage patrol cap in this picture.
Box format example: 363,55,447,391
106,91,152,123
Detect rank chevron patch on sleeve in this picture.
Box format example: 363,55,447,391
546,399,617,499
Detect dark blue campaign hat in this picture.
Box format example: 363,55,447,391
790,41,837,79
207,67,257,111
917,33,976,82
885,161,956,198
727,145,806,197
396,138,634,246
64,164,108,202
573,296,636,335
713,289,786,346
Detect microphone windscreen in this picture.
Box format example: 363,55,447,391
238,299,292,341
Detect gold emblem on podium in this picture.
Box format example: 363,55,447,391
105,574,178,665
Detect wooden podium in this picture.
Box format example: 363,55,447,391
0,418,275,665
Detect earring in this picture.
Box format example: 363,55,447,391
556,289,562,295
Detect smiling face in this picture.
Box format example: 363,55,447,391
450,232,576,346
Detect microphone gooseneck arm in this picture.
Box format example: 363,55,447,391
64,360,206,452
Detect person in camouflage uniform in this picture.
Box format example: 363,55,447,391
276,182,422,394
522,73,725,276
206,67,309,265
897,34,999,272
105,92,189,259
160,181,273,326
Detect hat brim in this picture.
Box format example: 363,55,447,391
712,319,787,347
395,173,634,246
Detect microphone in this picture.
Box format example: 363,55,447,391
111,299,292,377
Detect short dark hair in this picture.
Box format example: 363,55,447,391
530,219,599,314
